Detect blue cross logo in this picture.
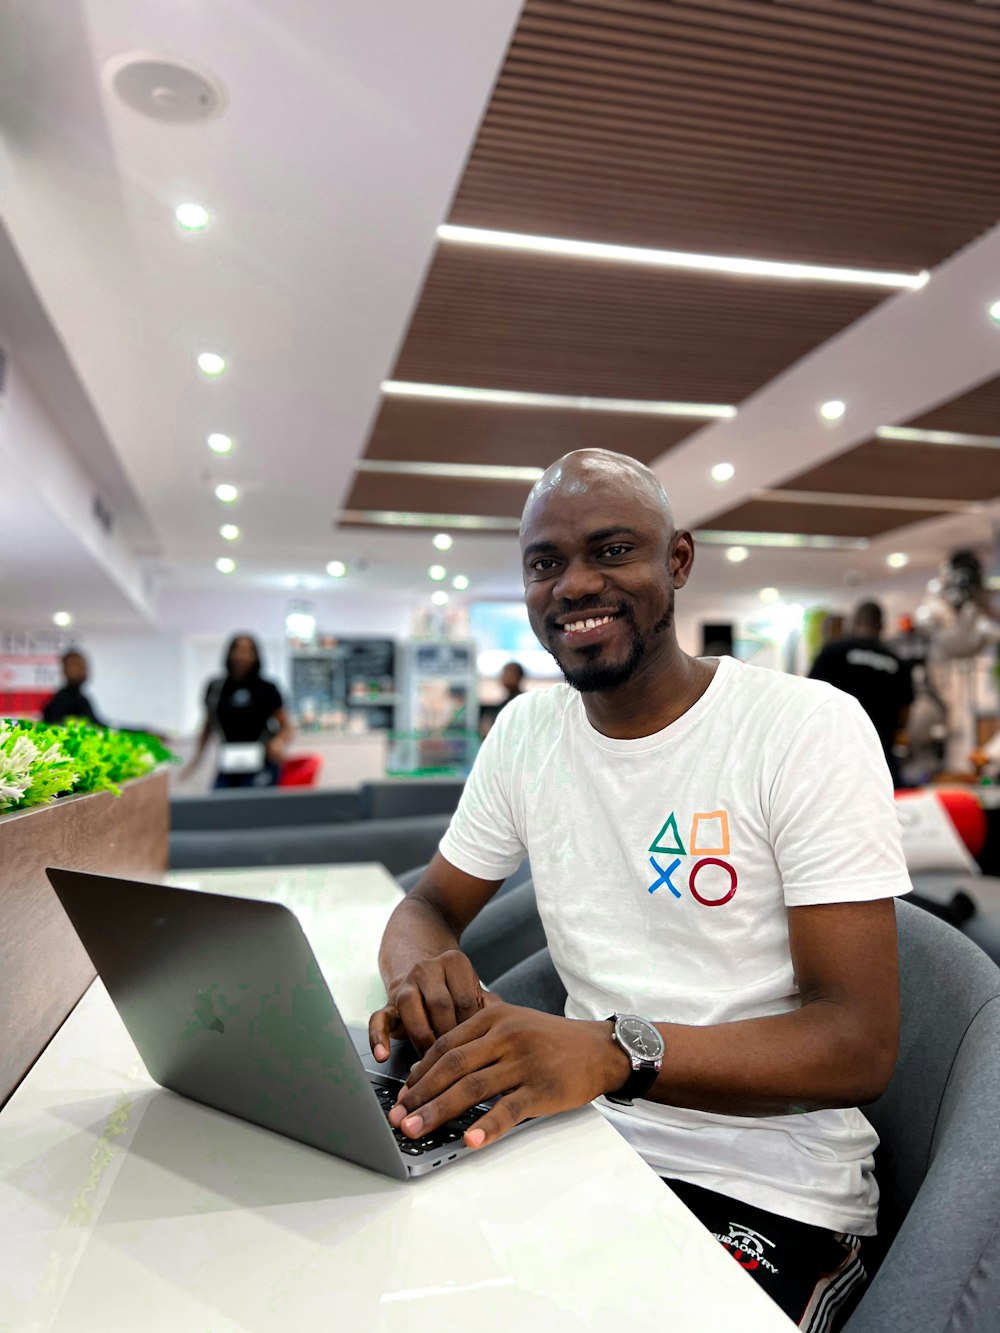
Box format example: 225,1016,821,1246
647,856,682,898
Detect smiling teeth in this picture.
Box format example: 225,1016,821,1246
564,615,615,633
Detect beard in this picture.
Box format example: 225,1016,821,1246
547,593,674,693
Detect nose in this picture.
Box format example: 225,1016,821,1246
552,556,606,603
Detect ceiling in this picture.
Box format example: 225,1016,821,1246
345,0,1000,604
0,0,997,637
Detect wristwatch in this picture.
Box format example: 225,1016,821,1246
604,1013,665,1106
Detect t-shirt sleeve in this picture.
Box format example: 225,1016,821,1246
768,693,912,907
438,711,528,882
264,680,283,714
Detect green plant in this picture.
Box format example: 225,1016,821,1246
0,719,177,814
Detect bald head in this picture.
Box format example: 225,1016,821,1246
521,449,673,538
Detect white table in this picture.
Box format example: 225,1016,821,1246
0,863,794,1332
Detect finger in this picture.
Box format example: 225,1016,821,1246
419,981,459,1039
393,983,436,1054
461,1089,530,1150
389,1031,499,1132
390,1058,509,1139
401,1008,493,1090
367,1005,401,1062
442,957,485,1026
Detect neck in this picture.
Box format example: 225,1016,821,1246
579,644,717,740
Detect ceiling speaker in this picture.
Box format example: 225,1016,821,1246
106,54,226,124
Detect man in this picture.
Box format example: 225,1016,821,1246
370,451,909,1330
42,650,104,726
809,602,913,787
478,659,527,738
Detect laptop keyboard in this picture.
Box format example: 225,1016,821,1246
369,1076,492,1157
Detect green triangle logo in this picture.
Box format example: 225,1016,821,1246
649,812,686,856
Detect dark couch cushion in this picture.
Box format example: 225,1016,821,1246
169,813,451,876
170,787,361,831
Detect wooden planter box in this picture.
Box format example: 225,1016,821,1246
0,770,169,1105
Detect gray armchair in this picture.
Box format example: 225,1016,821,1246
491,899,1000,1333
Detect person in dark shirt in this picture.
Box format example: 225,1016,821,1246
184,634,293,788
42,651,105,727
478,660,527,738
809,602,913,787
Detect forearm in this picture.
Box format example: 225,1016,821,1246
378,893,464,992
645,1000,897,1118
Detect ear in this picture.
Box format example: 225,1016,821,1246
669,530,696,590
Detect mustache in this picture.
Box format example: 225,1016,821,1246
545,598,631,632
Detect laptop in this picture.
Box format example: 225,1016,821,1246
45,867,503,1180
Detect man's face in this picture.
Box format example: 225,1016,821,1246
63,653,88,687
521,479,687,692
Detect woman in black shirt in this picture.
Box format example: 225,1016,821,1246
185,635,293,788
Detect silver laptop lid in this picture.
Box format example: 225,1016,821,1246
45,867,408,1180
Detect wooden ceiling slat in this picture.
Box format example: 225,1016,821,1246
529,0,1000,78
366,400,700,468
489,86,997,177
504,47,1000,138
454,176,976,259
775,439,1000,503
345,473,533,519
474,121,989,205
702,498,956,538
520,7,1000,92
477,108,997,199
456,165,981,251
512,27,998,114
584,0,1000,55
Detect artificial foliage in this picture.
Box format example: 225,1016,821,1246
0,718,176,815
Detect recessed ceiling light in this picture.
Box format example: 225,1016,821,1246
339,509,521,531
725,546,749,563
355,459,544,482
52,611,72,627
326,560,347,578
819,399,846,422
428,564,447,582
432,532,453,551
988,299,1000,325
219,524,240,541
436,225,926,290
215,556,236,574
208,433,233,454
431,590,449,606
214,483,238,503
703,529,873,551
198,352,227,376
877,425,1000,449
886,552,910,569
176,202,210,231
758,587,781,605
382,380,735,419
711,462,735,482
452,574,470,590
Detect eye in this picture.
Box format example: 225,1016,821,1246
528,557,559,573
600,544,633,559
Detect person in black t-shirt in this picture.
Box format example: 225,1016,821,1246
184,634,293,788
809,602,913,787
42,651,105,727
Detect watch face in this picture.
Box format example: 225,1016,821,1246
617,1015,664,1061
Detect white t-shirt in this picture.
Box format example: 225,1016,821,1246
440,655,912,1235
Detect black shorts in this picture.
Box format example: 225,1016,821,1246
664,1178,868,1332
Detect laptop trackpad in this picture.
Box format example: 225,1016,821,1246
350,1027,421,1082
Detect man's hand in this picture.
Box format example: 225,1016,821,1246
368,949,496,1060
386,1003,628,1149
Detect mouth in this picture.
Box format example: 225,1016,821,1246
553,610,624,645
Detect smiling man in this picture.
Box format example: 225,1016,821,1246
370,450,910,1331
